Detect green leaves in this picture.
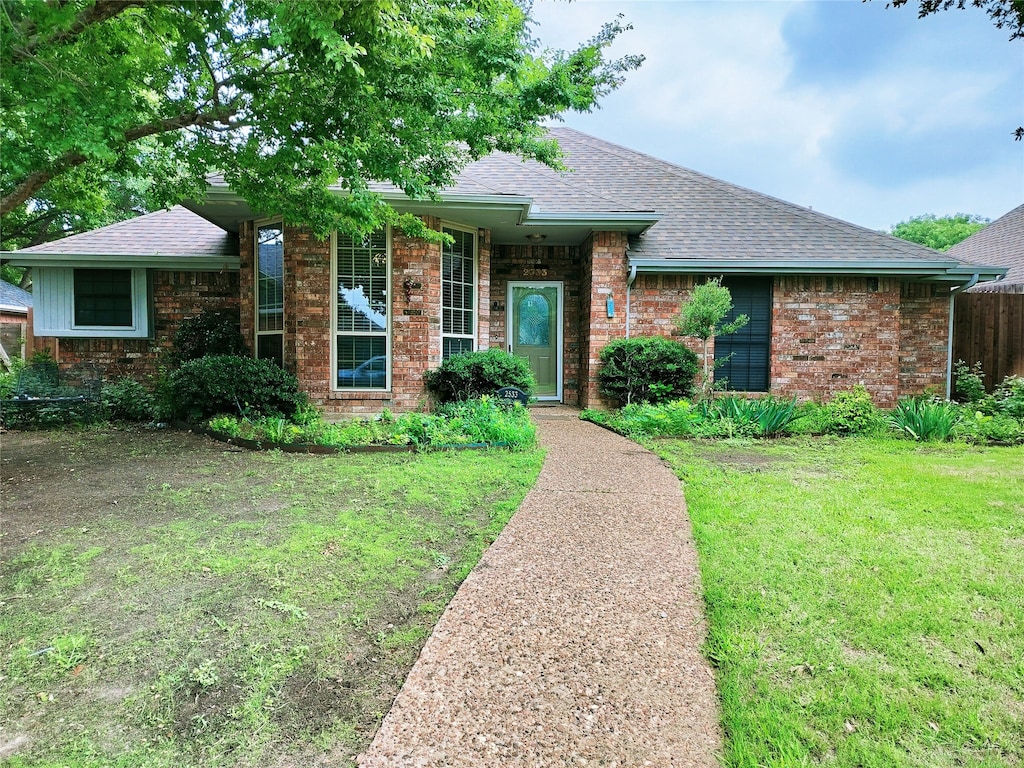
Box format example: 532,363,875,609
2,0,642,239
888,213,988,251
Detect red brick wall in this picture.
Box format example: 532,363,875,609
54,270,240,381
490,243,584,405
898,282,950,397
630,274,951,408
580,232,630,408
269,218,494,416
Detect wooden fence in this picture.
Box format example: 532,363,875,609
953,292,1024,391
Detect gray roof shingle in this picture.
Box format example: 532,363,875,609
0,280,32,312
15,206,236,258
460,128,959,264
948,204,1024,292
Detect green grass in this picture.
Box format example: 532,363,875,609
1,434,543,767
655,437,1024,768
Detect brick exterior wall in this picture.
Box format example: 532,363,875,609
630,273,951,408
52,270,239,381
490,243,584,406
244,218,494,416
579,232,630,408
898,282,951,397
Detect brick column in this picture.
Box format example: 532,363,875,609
580,231,629,409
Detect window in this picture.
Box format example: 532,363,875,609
255,223,284,366
334,228,389,390
74,269,132,327
32,267,149,338
714,277,772,392
441,226,476,358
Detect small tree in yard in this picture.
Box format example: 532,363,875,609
674,278,748,399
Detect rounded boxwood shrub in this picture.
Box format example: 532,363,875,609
169,355,304,421
171,308,249,365
822,385,882,435
597,336,699,406
424,348,535,404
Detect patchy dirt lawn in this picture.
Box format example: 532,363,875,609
0,426,542,767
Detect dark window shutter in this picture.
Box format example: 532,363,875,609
714,277,772,392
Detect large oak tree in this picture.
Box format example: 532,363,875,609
0,0,642,243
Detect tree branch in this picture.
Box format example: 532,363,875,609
8,0,147,65
1,104,240,216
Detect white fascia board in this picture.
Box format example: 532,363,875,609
628,257,962,275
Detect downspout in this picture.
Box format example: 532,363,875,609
946,273,979,399
625,264,637,338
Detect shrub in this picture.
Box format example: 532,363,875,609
889,398,962,441
169,355,304,421
597,336,699,406
101,378,156,422
952,360,987,404
171,308,248,365
424,349,535,404
822,386,883,435
952,411,1024,445
992,374,1024,420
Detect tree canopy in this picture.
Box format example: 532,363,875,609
886,0,1024,40
888,213,988,251
0,0,642,243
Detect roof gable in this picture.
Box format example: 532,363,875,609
948,204,1024,290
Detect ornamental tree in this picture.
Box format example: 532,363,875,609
674,277,749,398
0,0,642,239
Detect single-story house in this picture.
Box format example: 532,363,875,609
0,280,33,365
948,203,1023,294
8,128,1007,412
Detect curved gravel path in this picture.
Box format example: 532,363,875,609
358,407,723,767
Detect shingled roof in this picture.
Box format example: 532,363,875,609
460,128,985,273
948,204,1024,293
11,206,238,265
0,280,32,313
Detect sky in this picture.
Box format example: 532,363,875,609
529,0,1024,232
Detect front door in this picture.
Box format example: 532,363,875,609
508,282,562,400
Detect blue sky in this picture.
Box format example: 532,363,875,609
531,0,1024,231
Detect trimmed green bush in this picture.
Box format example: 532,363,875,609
101,378,156,422
171,308,248,365
169,355,304,421
597,336,699,406
424,349,535,403
822,385,883,435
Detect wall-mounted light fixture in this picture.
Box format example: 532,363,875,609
525,233,547,244
606,296,615,318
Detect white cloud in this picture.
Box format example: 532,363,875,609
530,0,1023,230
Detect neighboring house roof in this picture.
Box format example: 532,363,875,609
0,280,32,314
948,203,1024,293
8,206,239,270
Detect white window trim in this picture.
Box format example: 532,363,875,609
33,266,150,339
331,226,392,392
440,222,478,357
254,219,285,357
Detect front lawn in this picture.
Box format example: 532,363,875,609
0,428,543,767
656,437,1024,767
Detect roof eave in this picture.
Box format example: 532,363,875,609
627,257,1008,283
6,253,241,270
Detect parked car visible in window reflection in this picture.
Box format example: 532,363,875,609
337,355,386,387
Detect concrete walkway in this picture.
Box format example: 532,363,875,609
359,407,723,767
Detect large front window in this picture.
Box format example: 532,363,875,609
255,223,284,366
335,229,389,389
441,226,476,358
